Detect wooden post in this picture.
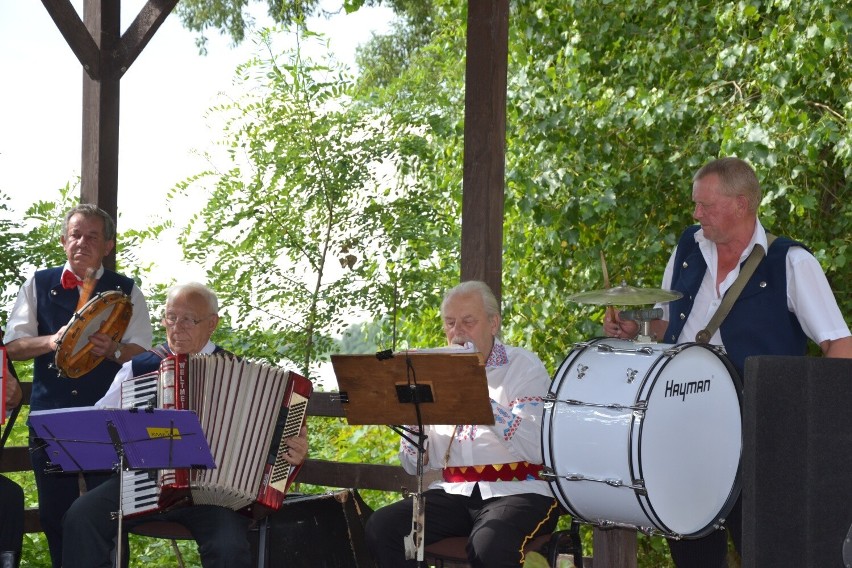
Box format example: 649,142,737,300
460,0,509,304
42,0,178,270
80,0,121,261
593,528,638,568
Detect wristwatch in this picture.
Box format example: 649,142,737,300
113,342,123,360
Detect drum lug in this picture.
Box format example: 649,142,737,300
639,526,664,537
542,393,556,409
539,467,556,481
632,479,647,496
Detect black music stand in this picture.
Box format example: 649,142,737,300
331,350,494,566
29,407,215,567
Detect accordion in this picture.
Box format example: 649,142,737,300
120,353,312,519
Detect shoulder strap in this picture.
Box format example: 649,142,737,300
150,344,172,359
695,234,777,343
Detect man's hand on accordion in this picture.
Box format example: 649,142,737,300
283,424,309,466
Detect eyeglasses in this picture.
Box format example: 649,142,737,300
162,314,214,328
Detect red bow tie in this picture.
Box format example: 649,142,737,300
61,270,84,290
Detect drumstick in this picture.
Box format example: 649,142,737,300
76,268,97,311
600,250,617,325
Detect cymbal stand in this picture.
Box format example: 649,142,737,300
618,307,663,343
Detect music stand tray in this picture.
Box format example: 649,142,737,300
330,350,494,426
29,407,215,472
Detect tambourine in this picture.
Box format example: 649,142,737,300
55,290,133,378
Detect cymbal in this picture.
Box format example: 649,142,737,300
567,282,683,306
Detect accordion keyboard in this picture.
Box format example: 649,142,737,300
119,371,162,517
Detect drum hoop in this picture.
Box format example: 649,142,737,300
627,347,669,533
631,342,743,538
55,290,133,379
541,337,603,523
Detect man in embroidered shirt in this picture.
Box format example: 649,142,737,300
604,157,852,567
4,204,153,567
365,280,560,567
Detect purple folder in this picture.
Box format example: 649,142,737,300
29,407,216,472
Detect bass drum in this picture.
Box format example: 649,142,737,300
541,338,742,538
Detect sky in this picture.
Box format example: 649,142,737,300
0,2,395,387
0,1,394,257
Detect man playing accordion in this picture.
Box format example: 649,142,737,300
62,282,308,568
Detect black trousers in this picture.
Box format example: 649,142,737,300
29,429,113,568
667,495,742,568
365,486,560,568
62,474,252,568
0,476,23,556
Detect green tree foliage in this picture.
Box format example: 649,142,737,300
173,27,435,378
175,0,434,52
354,0,851,373
502,0,851,369
0,183,79,322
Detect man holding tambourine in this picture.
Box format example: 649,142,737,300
4,204,152,568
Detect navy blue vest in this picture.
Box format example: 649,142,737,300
663,225,808,379
31,267,135,411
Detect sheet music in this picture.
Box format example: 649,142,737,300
397,342,477,355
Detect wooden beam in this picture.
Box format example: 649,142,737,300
306,391,346,418
460,0,509,303
41,0,101,79
297,459,440,494
117,0,179,77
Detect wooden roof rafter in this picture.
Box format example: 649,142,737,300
42,0,178,81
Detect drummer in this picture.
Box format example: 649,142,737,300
4,203,152,567
603,157,851,567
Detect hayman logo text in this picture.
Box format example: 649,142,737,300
665,379,710,401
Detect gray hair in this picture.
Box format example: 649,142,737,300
62,204,117,242
693,157,762,213
441,280,501,320
166,282,219,314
